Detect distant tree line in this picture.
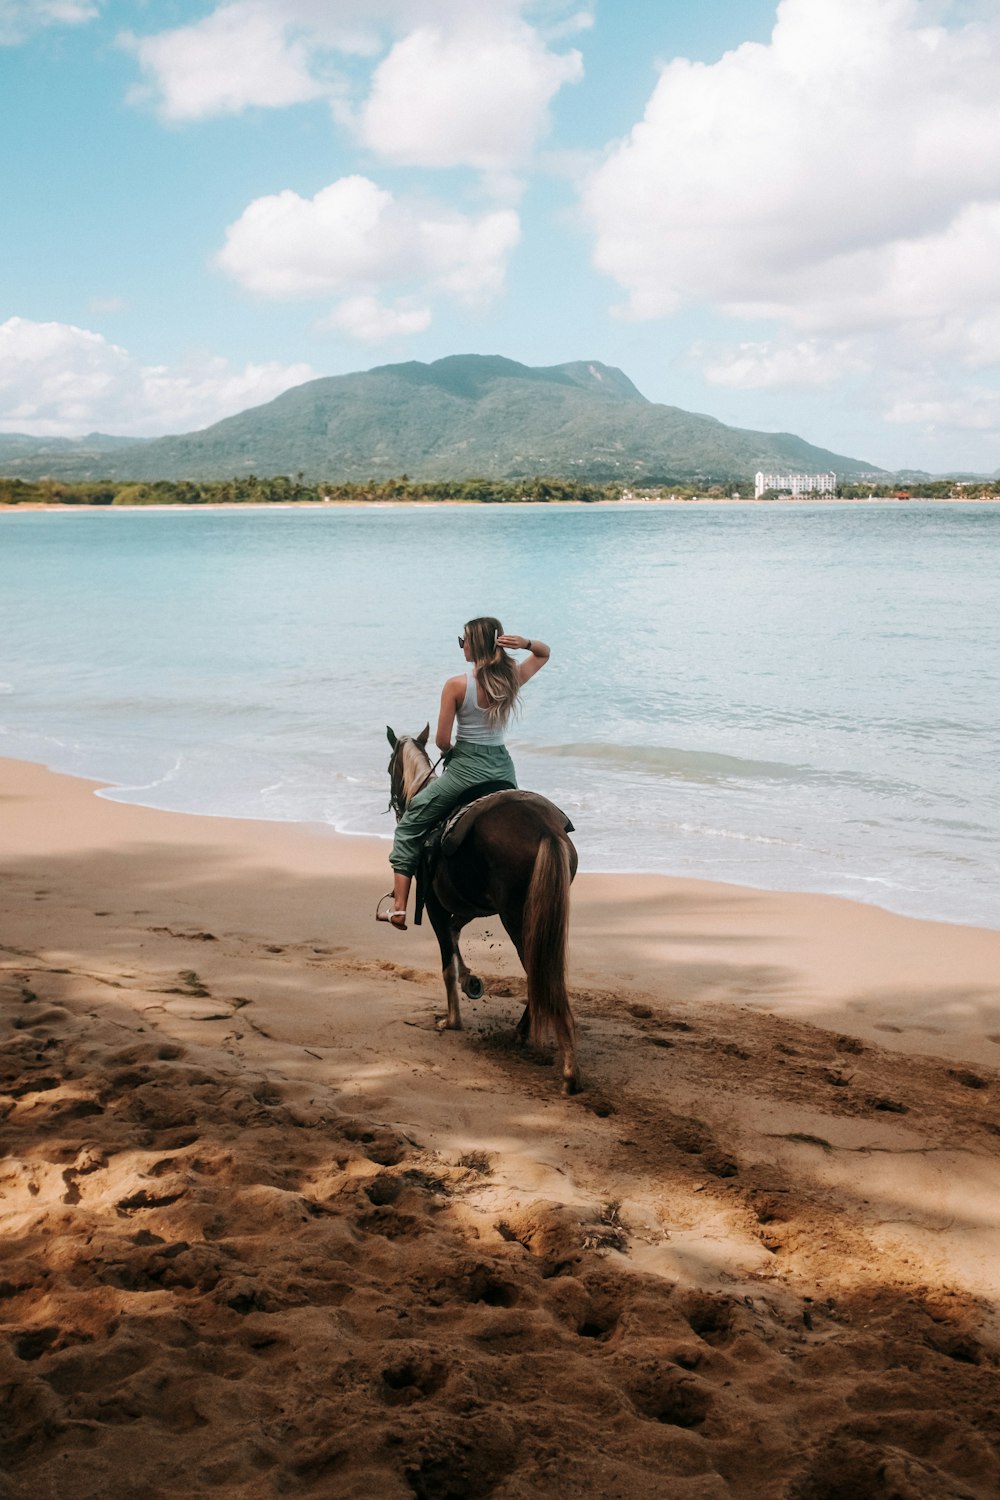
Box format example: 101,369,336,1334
0,474,620,506
2,473,998,506
837,480,1000,499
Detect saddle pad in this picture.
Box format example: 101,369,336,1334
441,789,575,856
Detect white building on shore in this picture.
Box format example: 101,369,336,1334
754,470,837,499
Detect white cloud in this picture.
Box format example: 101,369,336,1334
583,0,1000,370
319,295,432,342
122,2,325,120
0,0,97,44
355,16,582,169
416,205,521,302
216,175,521,324
217,176,391,298
0,317,315,436
544,9,593,41
121,1,583,172
698,339,868,391
884,387,1000,432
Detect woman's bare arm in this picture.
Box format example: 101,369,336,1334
498,635,550,685
435,675,465,752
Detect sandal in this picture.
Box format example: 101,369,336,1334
375,893,408,930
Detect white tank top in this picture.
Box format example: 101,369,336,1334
456,671,507,746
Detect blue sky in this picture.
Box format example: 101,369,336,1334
2,0,999,472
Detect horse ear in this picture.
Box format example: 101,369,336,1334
386,726,397,748
416,723,430,748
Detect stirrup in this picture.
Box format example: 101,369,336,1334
375,892,407,930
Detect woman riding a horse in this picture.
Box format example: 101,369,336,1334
378,615,549,930
382,617,579,1091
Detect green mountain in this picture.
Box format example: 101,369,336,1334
0,432,142,475
0,355,876,482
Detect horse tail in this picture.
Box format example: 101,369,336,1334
523,832,574,1055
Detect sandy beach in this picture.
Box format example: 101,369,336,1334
4,753,1000,1497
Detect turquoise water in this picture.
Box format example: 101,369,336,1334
1,503,998,929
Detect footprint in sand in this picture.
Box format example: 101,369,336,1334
115,1188,186,1215
151,927,219,943
161,998,235,1021
627,1365,714,1428
948,1068,988,1090
154,970,234,1021
380,1351,448,1406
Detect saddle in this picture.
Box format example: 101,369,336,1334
413,783,574,927
442,788,574,853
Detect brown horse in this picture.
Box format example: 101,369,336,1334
386,726,580,1093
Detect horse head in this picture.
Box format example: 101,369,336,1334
385,723,431,820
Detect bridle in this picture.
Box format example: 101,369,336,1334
386,738,442,821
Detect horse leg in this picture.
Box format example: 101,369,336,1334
497,912,532,1045
427,892,463,1030
452,935,469,984
450,931,481,998
553,1011,580,1095
443,951,463,1030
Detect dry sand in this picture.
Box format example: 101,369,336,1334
3,754,1000,1498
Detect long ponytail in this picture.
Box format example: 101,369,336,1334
464,616,520,729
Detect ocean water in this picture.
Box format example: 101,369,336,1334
1,502,998,929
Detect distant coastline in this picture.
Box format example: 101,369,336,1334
3,460,998,511
3,495,1000,513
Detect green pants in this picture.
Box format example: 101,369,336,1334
390,740,516,876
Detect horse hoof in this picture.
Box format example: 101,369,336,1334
562,1076,582,1097
462,974,485,1000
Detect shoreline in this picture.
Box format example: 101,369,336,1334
6,749,1000,1494
11,744,995,934
4,496,1000,513
5,750,1000,1055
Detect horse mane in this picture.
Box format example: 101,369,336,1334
400,735,433,802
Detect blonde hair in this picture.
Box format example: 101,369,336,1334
464,615,520,729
